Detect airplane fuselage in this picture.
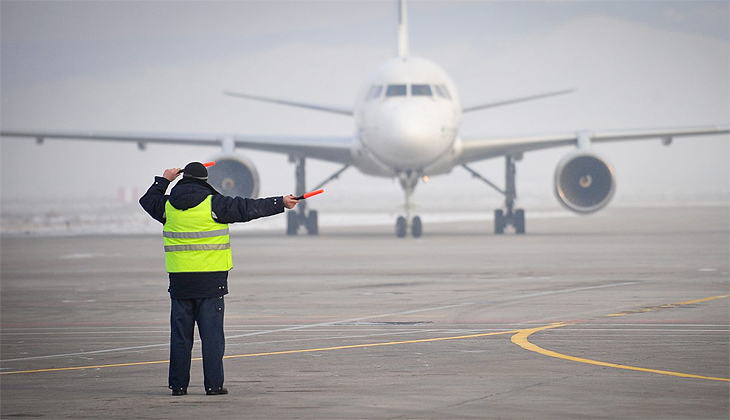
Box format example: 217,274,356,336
352,56,462,178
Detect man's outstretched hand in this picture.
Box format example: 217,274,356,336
283,194,299,209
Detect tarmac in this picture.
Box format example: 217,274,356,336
1,206,728,419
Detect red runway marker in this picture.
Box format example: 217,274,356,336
296,189,324,200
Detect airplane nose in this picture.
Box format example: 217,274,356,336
373,104,449,166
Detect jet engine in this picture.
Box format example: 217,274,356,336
207,155,260,198
554,151,615,214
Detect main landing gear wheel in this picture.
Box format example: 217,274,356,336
306,210,319,235
287,212,298,236
494,210,505,234
494,208,525,235
515,209,525,234
287,210,319,236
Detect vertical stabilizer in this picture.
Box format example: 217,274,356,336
398,0,409,58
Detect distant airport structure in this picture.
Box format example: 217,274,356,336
2,0,728,237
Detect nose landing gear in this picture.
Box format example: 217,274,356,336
395,215,422,238
394,171,423,238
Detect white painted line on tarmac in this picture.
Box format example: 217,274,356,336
0,302,473,363
0,281,638,363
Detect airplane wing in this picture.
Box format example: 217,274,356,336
224,91,354,116
0,130,354,165
462,88,575,113
233,134,352,163
458,126,730,164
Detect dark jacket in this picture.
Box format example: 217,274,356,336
139,176,284,299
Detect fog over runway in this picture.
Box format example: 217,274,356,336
1,206,728,419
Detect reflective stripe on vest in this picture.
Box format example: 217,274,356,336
164,243,231,252
163,195,233,273
163,229,230,239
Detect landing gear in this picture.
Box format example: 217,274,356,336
494,209,505,234
396,216,407,238
287,209,318,236
287,211,298,236
411,215,422,238
515,209,525,234
494,208,524,234
287,156,318,235
394,171,423,238
463,155,526,235
394,215,422,238
307,210,318,235
285,157,349,236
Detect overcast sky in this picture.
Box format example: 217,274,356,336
1,0,728,212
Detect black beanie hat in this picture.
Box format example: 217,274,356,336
182,162,208,181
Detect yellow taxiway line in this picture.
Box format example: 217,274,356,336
511,323,730,382
606,294,730,317
0,329,519,375
2,294,728,381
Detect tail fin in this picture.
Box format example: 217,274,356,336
398,0,408,58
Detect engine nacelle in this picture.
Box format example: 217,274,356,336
207,155,260,198
554,151,615,214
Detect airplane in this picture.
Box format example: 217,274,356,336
2,0,728,237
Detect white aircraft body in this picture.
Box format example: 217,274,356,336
2,1,728,237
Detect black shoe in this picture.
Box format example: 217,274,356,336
206,387,228,395
171,389,187,396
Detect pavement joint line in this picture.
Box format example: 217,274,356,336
2,291,726,378
0,302,476,363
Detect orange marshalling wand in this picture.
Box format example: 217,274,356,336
296,189,324,200
178,161,215,174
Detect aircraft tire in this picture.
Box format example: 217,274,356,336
395,216,407,238
411,216,422,238
287,211,298,236
515,209,525,234
494,210,505,234
306,210,319,235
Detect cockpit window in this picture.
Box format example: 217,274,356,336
411,84,432,96
385,84,407,97
434,84,452,100
366,85,383,100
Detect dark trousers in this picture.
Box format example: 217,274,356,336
169,296,225,392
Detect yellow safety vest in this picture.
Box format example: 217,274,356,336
163,195,233,273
